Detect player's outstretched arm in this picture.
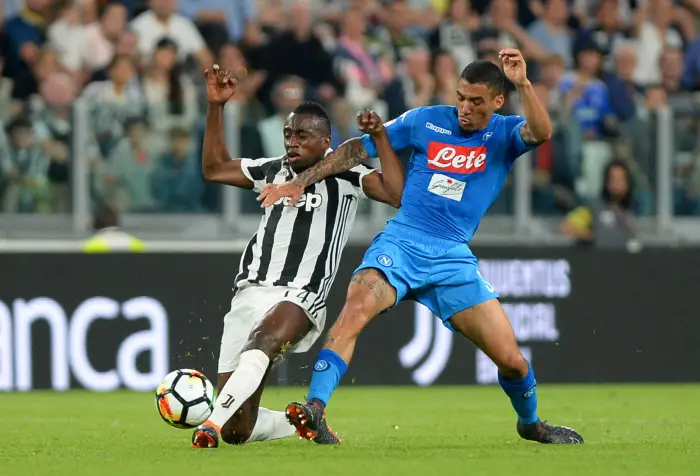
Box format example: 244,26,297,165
201,65,254,189
357,109,404,208
500,49,552,145
257,137,369,207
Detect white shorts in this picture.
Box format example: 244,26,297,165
217,285,327,373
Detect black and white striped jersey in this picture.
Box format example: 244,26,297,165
234,153,375,313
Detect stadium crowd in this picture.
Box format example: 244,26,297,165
1,0,700,227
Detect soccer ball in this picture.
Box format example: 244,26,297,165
155,369,215,429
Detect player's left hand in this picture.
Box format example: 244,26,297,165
499,49,529,87
257,181,305,208
357,109,384,135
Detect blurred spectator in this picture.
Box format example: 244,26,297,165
559,40,615,139
400,47,435,109
329,98,362,149
82,54,145,156
142,37,199,135
602,42,640,123
82,1,129,74
179,0,257,51
47,0,88,77
632,0,684,87
660,48,686,95
130,0,213,69
2,0,52,103
258,76,305,157
1,0,24,20
31,46,63,89
682,35,700,91
560,159,637,248
539,54,565,110
98,117,165,212
257,1,343,112
527,0,573,68
401,0,445,33
0,56,12,121
257,0,286,36
1,115,51,213
217,42,266,117
574,0,631,74
430,50,459,106
151,127,202,212
83,203,146,252
31,72,83,213
334,8,393,115
373,0,428,65
428,0,478,69
476,0,545,62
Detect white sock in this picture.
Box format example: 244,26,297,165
246,407,296,443
208,349,270,429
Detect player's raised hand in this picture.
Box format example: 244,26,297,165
203,64,237,104
499,49,529,87
356,109,384,135
257,182,305,208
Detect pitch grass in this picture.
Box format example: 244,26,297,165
2,385,699,476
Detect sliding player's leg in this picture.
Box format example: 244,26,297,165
192,291,314,448
426,245,583,444
203,369,294,446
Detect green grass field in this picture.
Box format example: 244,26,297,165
2,385,699,475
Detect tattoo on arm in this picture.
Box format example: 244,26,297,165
520,123,544,146
294,138,368,187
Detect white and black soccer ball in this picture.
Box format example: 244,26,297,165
155,369,215,429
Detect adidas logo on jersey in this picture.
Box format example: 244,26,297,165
427,142,486,174
426,122,452,135
275,193,324,211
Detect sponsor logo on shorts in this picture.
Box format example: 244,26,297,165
377,255,393,267
314,360,330,372
523,385,537,399
427,142,487,174
426,122,452,135
427,173,466,201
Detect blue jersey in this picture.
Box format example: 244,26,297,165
361,106,536,243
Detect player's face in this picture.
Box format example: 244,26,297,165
283,113,330,173
456,80,504,132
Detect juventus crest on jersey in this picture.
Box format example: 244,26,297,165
234,153,374,314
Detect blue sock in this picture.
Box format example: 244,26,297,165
307,349,348,407
498,363,539,424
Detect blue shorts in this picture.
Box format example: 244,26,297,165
354,222,499,330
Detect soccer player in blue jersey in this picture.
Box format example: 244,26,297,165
258,49,584,445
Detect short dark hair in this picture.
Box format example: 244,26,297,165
93,203,119,231
293,101,332,135
460,59,506,95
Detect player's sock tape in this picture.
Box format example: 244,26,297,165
307,349,348,407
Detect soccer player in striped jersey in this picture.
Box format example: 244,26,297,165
191,65,405,448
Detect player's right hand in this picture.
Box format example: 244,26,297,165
203,64,237,104
357,109,384,135
257,181,305,208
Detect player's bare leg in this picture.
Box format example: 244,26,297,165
192,302,311,448
286,268,397,444
448,299,583,444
